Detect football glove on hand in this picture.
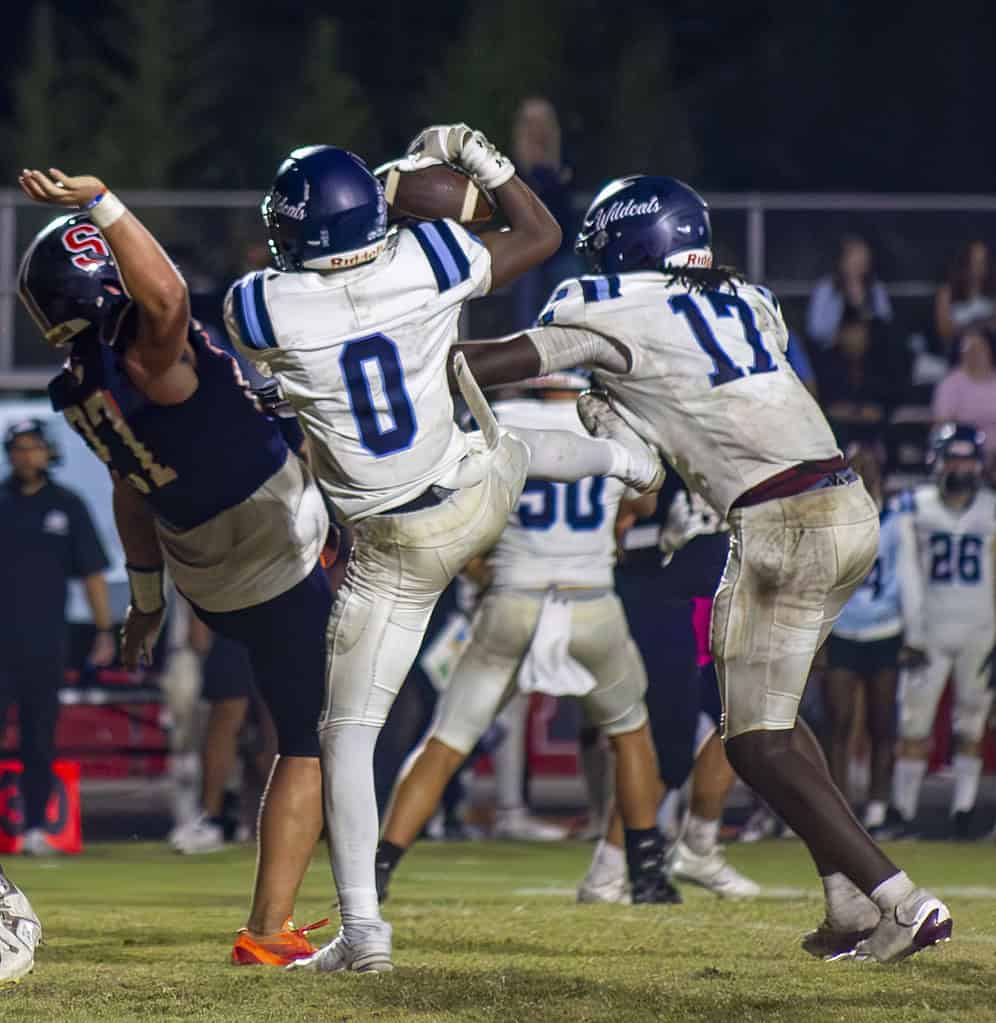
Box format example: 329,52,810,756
407,124,515,192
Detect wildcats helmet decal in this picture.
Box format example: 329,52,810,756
576,175,711,275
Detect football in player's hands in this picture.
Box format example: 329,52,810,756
375,156,495,226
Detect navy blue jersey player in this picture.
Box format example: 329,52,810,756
16,166,335,966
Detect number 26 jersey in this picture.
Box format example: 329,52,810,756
528,273,840,517
225,219,491,523
903,485,996,635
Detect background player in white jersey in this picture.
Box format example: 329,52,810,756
376,375,679,905
822,444,905,834
226,130,663,972
892,423,996,838
452,174,952,963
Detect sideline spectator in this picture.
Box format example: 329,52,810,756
0,419,114,855
933,240,996,353
507,98,581,329
813,314,895,448
931,327,996,464
806,235,893,351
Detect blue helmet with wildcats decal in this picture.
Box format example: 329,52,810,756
17,213,133,349
263,145,388,272
575,175,711,274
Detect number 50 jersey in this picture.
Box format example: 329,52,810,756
225,219,491,523
488,398,627,591
530,273,840,517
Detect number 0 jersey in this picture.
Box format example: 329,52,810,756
527,273,841,517
225,219,491,523
898,484,996,644
488,399,626,591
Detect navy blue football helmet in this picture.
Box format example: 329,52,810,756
17,213,133,348
575,175,711,274
930,421,986,496
262,146,388,272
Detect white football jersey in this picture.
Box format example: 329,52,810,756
902,484,996,636
225,219,491,522
528,273,840,516
488,398,626,590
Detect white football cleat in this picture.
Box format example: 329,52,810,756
20,829,57,857
576,391,665,494
170,815,225,855
669,840,761,898
493,808,566,842
576,875,631,904
0,873,41,988
286,922,392,973
852,888,952,963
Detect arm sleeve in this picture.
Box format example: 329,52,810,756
806,279,842,349
895,500,925,648
525,278,631,375
68,495,110,578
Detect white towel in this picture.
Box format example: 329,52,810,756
518,590,597,698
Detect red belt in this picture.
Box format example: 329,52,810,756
731,456,848,510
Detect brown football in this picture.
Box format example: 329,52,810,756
375,157,495,226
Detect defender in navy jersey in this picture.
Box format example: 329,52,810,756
17,166,335,968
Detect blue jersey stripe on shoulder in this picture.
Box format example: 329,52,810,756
431,220,471,281
412,221,468,292
233,273,278,350
581,276,621,304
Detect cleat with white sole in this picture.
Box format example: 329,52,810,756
852,889,952,964
287,923,393,973
576,875,631,905
576,391,665,494
669,841,761,898
0,874,41,988
20,829,57,858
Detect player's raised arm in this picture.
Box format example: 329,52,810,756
18,168,189,379
406,124,561,291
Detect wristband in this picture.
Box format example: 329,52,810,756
89,190,127,230
126,564,165,614
82,190,107,210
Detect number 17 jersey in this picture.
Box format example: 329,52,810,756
225,219,491,523
529,272,840,517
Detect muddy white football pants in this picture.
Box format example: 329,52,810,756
431,589,648,756
712,480,879,739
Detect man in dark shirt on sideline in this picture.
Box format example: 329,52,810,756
0,418,114,855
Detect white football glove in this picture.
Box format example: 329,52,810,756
407,123,516,191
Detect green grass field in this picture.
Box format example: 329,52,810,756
2,839,994,1022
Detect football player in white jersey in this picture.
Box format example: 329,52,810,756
375,373,680,906
452,175,952,963
226,131,664,972
892,423,996,837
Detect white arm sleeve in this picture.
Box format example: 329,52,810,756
896,510,925,649
525,324,630,376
